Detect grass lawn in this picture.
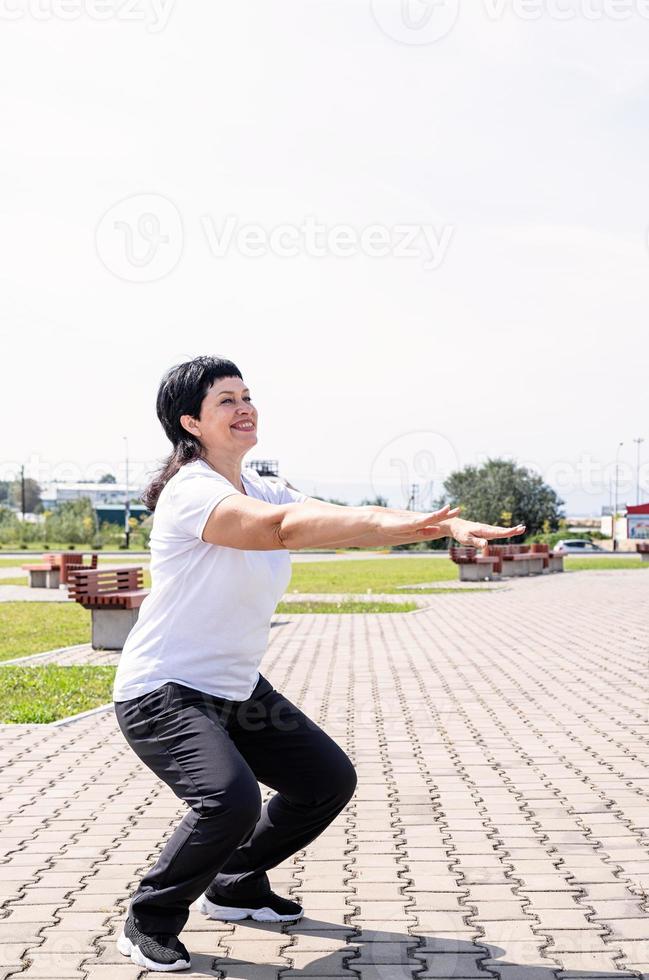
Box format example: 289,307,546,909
564,556,648,571
285,555,648,592
0,603,90,662
277,600,419,613
0,665,115,723
0,544,149,554
287,556,459,592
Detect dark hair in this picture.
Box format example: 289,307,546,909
142,355,243,511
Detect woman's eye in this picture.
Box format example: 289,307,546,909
222,397,252,404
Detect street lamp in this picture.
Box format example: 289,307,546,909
123,436,130,550
633,437,645,506
613,441,624,552
20,463,25,522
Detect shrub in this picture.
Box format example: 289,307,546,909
45,498,97,545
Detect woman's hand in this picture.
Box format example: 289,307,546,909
442,516,526,549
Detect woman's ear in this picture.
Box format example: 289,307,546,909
179,414,200,438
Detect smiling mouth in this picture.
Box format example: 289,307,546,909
231,422,255,431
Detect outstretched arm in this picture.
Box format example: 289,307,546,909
202,493,462,551
295,499,525,550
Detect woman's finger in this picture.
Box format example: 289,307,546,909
466,533,488,548
417,506,461,525
501,524,526,536
481,523,526,538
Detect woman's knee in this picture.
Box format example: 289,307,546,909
338,754,358,804
318,751,357,808
199,776,262,831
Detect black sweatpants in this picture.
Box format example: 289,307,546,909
113,672,357,936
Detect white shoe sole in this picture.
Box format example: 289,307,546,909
195,892,304,922
117,930,191,972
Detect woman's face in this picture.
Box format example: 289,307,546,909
182,376,258,455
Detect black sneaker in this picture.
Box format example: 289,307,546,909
117,915,191,972
196,887,304,922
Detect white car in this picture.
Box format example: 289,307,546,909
553,539,606,554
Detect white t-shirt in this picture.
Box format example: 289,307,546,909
112,459,308,702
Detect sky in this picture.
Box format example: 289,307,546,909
1,0,648,515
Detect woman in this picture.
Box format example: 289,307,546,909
113,354,525,972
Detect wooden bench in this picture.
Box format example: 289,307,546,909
451,539,564,580
529,542,564,573
449,546,501,582
21,554,60,589
22,552,100,589
484,543,545,577
68,566,149,650
530,543,550,569
508,546,544,576
636,542,649,563
57,552,99,585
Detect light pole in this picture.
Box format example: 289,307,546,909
633,437,645,506
123,436,130,550
613,441,624,552
20,464,25,522
407,483,421,511
18,464,26,547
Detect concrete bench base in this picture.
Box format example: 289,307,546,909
501,557,525,576
459,563,497,582
91,608,140,651
501,556,545,576
639,551,649,563
525,555,546,575
29,568,61,589
548,556,564,572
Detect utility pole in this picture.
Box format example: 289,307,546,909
613,441,624,552
20,464,25,521
123,436,130,550
407,483,420,511
633,437,645,506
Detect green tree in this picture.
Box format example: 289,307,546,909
312,495,348,505
44,497,98,545
0,506,21,545
358,495,389,508
98,473,117,483
0,506,42,546
10,478,42,514
440,458,564,539
0,481,10,505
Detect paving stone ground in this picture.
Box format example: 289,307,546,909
1,569,648,979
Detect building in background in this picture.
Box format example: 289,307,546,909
39,460,302,527
40,481,148,526
601,502,649,547
626,503,649,540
